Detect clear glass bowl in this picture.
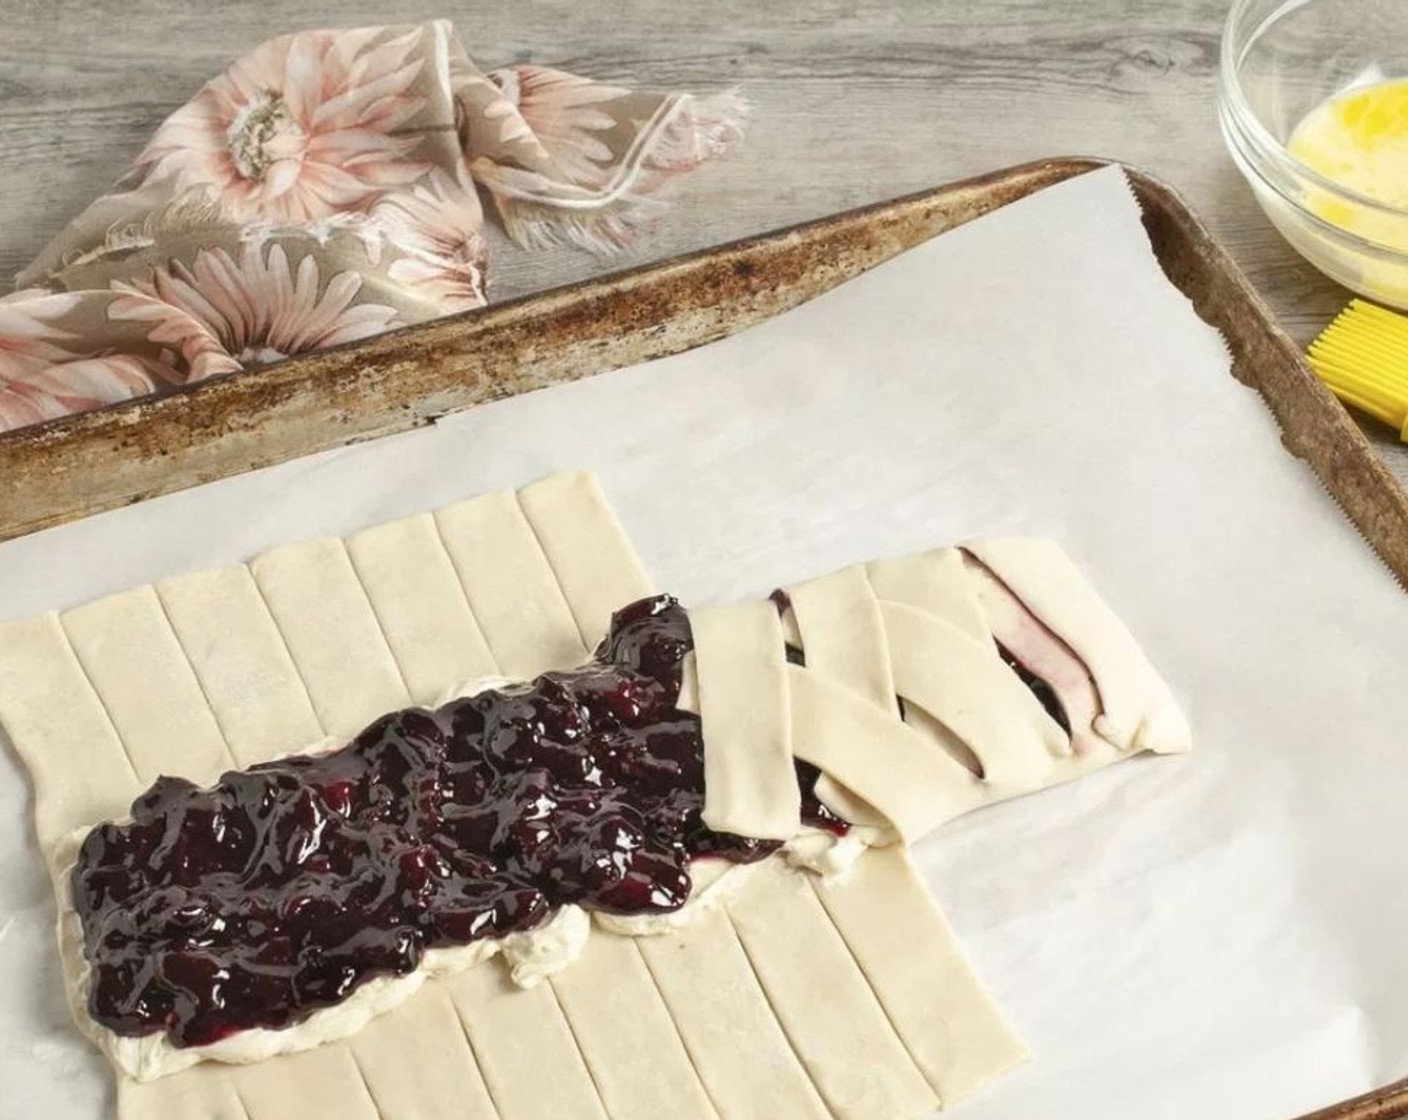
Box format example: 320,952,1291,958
1219,0,1408,308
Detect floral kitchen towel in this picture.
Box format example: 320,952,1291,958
0,20,746,432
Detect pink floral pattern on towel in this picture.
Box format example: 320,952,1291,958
1,20,747,433
135,27,431,225
110,242,405,379
0,292,178,430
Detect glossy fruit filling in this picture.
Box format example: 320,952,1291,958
71,596,842,1047
996,642,1070,732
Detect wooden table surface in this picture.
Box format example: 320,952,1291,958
2,0,1405,488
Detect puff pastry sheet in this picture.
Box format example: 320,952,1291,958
0,471,1028,1120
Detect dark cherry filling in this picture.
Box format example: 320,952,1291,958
71,596,841,1048
996,643,1070,733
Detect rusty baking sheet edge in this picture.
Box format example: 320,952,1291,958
1,158,1075,535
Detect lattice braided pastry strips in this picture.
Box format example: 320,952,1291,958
682,540,1191,844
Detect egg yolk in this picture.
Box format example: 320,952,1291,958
1288,78,1408,246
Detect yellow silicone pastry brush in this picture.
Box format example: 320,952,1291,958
1308,300,1408,439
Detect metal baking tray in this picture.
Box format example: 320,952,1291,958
2,156,1405,1118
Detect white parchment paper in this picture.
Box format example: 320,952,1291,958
5,166,1407,1120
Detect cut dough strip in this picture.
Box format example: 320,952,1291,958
787,665,979,843
810,844,1029,1106
690,601,801,841
446,960,607,1120
251,539,413,740
785,566,898,716
116,1063,251,1120
879,602,1067,788
724,857,939,1120
517,471,655,652
347,514,502,708
962,539,1192,755
635,906,833,1120
960,557,1106,758
235,1046,382,1120
435,490,590,680
156,565,325,767
550,933,718,1120
116,1046,390,1120
61,586,239,783
865,549,989,644
347,987,502,1120
0,613,144,867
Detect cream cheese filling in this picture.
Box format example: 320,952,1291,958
596,825,887,938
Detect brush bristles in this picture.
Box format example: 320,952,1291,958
1308,300,1408,435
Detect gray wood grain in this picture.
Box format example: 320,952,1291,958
1,0,1404,487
